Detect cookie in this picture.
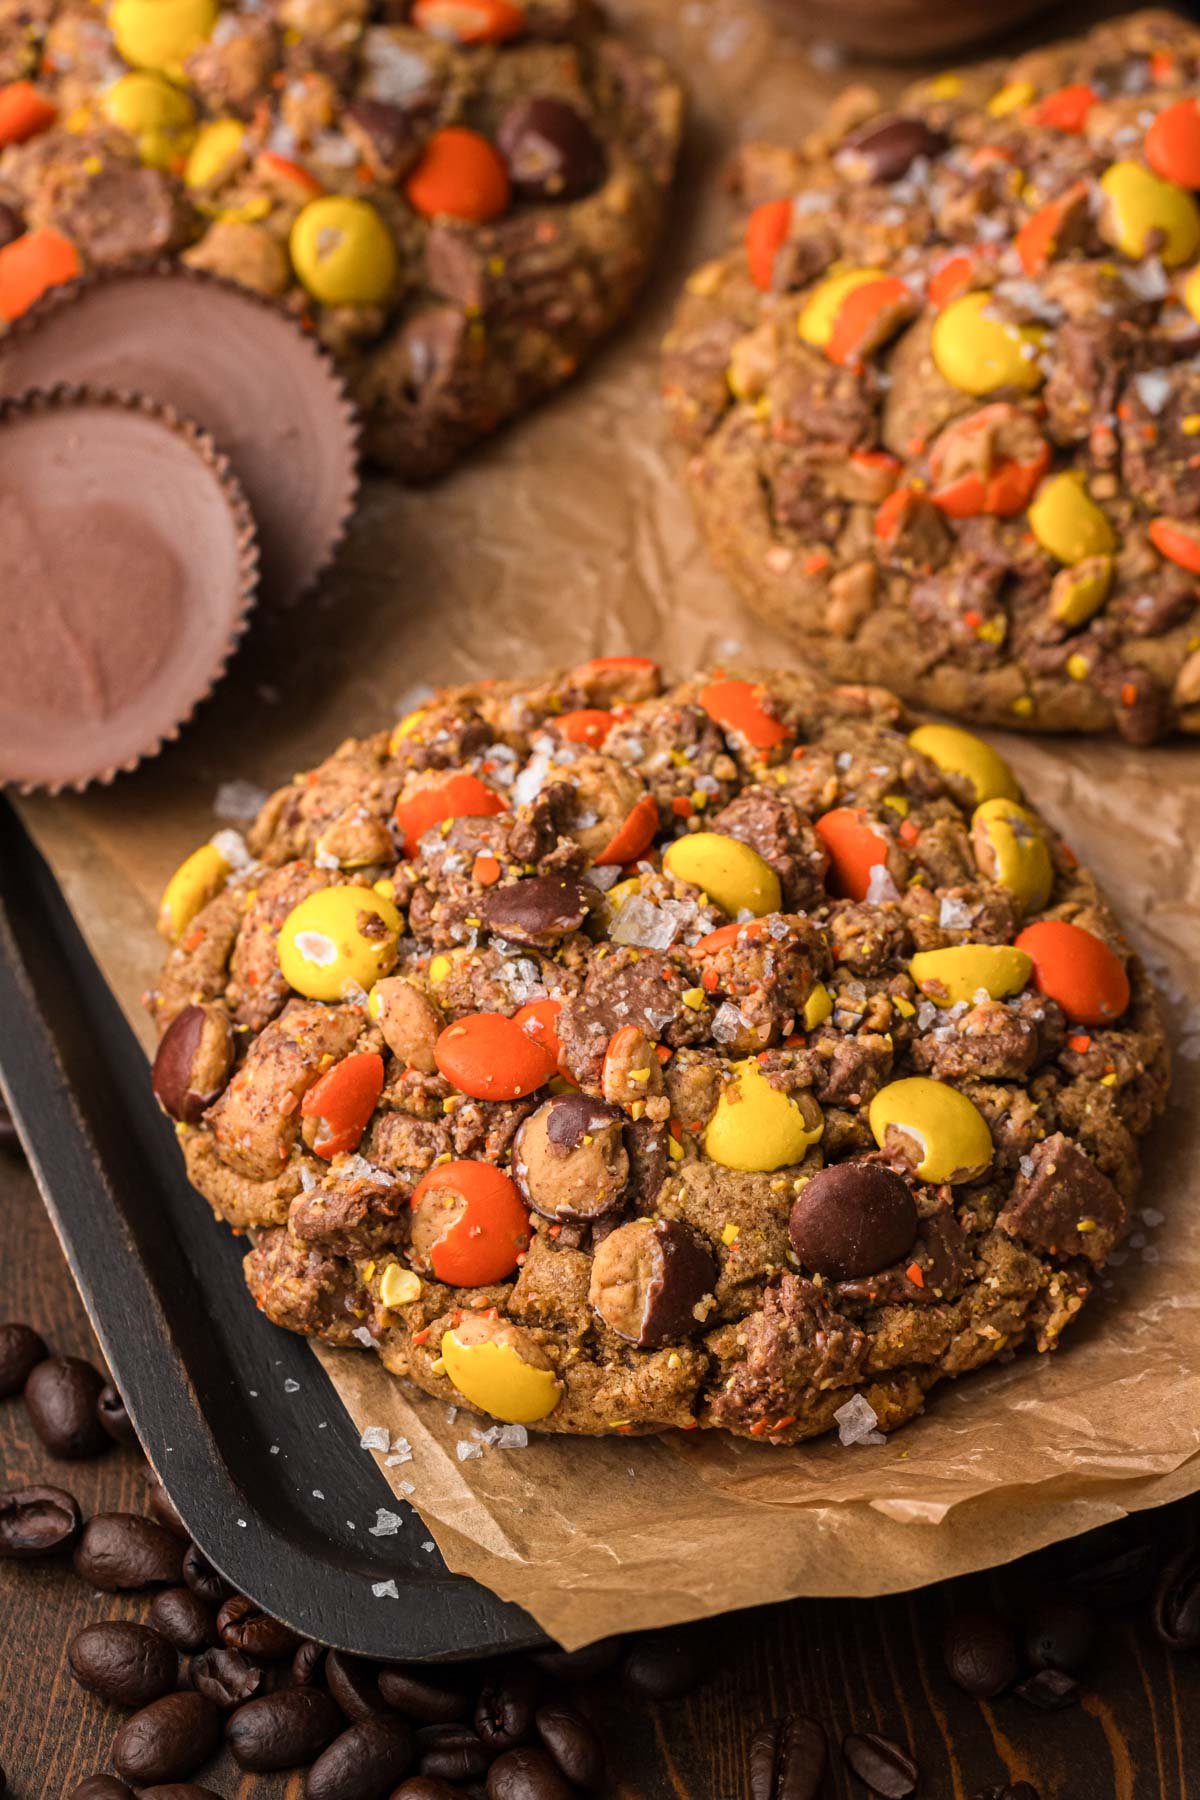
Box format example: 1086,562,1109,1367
147,661,1169,1445
0,0,681,479
663,9,1200,743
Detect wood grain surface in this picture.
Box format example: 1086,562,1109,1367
2,1142,1197,1798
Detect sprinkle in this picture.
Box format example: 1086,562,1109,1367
721,1222,741,1246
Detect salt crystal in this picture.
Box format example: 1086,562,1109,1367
312,1489,325,1500
866,864,900,906
369,1509,404,1537
1133,369,1172,414
1141,1207,1165,1227
583,864,621,892
835,751,853,771
938,896,975,931
387,1437,413,1464
283,1378,300,1394
351,1327,376,1348
1143,1246,1161,1263
445,1405,458,1424
1123,258,1168,301
299,1164,320,1193
360,1426,390,1452
495,1425,528,1449
916,1001,939,1031
395,1479,416,1496
1019,1154,1036,1177
511,753,551,808
834,1395,886,1447
269,1445,280,1455
422,1541,436,1553
711,1001,750,1044
208,827,254,873
314,851,340,870
611,896,680,951
456,1440,483,1461
808,38,844,69
372,1580,399,1599
213,782,268,823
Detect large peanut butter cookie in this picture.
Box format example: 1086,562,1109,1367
148,662,1168,1445
663,10,1200,743
0,0,680,477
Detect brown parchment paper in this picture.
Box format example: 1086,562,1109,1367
14,0,1200,1650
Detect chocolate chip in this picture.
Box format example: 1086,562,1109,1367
151,1004,235,1124
377,1665,474,1724
182,1542,232,1607
417,1721,491,1781
841,1732,918,1797
97,1382,138,1446
0,1321,47,1396
190,1645,266,1710
305,1716,416,1799
1023,1595,1096,1672
1153,1549,1200,1651
482,874,588,947
217,1593,301,1660
69,1620,178,1708
325,1648,389,1720
150,1586,217,1652
589,1217,716,1347
534,1701,604,1789
75,1513,185,1590
475,1667,537,1753
497,97,605,202
225,1687,342,1770
112,1692,221,1784
486,1745,576,1800
1014,1669,1080,1710
621,1626,711,1700
749,1716,828,1800
0,1484,81,1557
343,99,422,182
70,1780,135,1799
24,1354,109,1457
789,1163,919,1280
514,1095,628,1223
837,114,948,184
943,1611,1019,1698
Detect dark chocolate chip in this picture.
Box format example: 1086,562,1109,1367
481,875,588,947
789,1163,918,1281
1153,1550,1200,1651
943,1611,1019,1699
841,1732,918,1797
343,99,422,181
69,1620,178,1708
24,1355,109,1457
377,1666,473,1725
225,1687,342,1770
151,1004,235,1124
621,1626,711,1700
0,1484,81,1557
1014,1669,1080,1710
150,1585,217,1652
837,114,948,183
1023,1595,1096,1672
217,1593,301,1660
497,97,605,202
190,1645,266,1710
486,1745,575,1800
534,1701,604,1789
305,1715,415,1799
98,1382,138,1446
749,1715,828,1800
75,1513,185,1590
0,1321,47,1396
112,1692,221,1784
589,1217,716,1347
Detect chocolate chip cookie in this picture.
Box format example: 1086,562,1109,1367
147,662,1168,1445
0,0,681,477
663,9,1200,743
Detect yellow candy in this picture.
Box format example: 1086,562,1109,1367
1100,160,1200,268
1049,556,1112,628
927,73,963,99
289,196,397,307
379,1263,422,1307
109,0,217,72
388,707,428,754
931,291,1044,395
277,885,402,1001
909,944,1033,1006
907,723,1019,805
157,842,232,942
798,268,888,349
868,1077,992,1184
704,1058,823,1173
184,117,245,189
971,798,1053,914
662,832,781,919
802,982,833,1031
1028,471,1115,566
987,79,1036,117
102,71,194,167
1184,266,1200,326
440,1323,561,1425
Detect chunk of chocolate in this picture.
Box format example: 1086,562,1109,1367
513,1095,628,1222
497,97,605,201
788,1163,919,1281
152,1003,236,1123
481,874,587,947
588,1218,715,1346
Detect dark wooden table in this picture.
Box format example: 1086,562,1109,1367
1,1143,1196,1798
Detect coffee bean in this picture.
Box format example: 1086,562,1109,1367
217,1592,301,1660
292,1639,326,1686
69,1620,178,1708
389,1783,459,1800
1023,1595,1095,1673
377,1666,473,1724
837,113,948,183
226,1688,342,1770
0,1484,81,1557
841,1732,918,1798
113,1691,221,1784
486,1745,575,1800
534,1703,603,1790
1153,1550,1200,1651
0,1321,47,1396
1014,1669,1079,1710
496,99,604,203
417,1722,491,1781
146,1478,190,1541
749,1715,828,1800
305,1717,415,1799
75,1513,185,1590
0,204,22,254
97,1383,138,1447
480,875,588,947
142,1788,224,1798
789,1164,918,1280
150,1586,217,1652
1059,1523,1160,1610
190,1645,266,1709
621,1627,710,1700
327,1648,390,1720
182,1543,231,1607
475,1668,537,1752
943,1611,1019,1698
70,1779,134,1799
530,1638,624,1682
24,1355,108,1457
971,1784,1041,1800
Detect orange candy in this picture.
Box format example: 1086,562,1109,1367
411,0,524,42
0,228,80,322
569,654,659,694
300,1050,385,1159
931,449,1050,520
1145,97,1200,190
410,1160,530,1286
745,197,791,292
825,274,910,369
405,127,510,222
435,1010,556,1099
1015,183,1087,276
513,996,565,1072
815,806,889,902
692,919,768,957
928,251,976,311
698,677,789,751
874,485,919,542
593,792,659,866
1149,516,1200,574
555,708,615,748
0,81,56,147
256,150,323,195
1032,84,1097,133
394,772,506,856
1014,919,1130,1025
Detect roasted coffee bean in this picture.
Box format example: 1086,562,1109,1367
971,1784,1041,1800
377,1666,473,1724
0,1483,81,1557
1059,1522,1160,1610
97,1383,138,1447
182,1542,231,1606
837,113,948,183
142,1788,224,1798
486,1745,575,1800
621,1626,711,1700
789,1164,918,1280
943,1611,1019,1698
0,204,23,253
151,1585,216,1652
749,1715,828,1800
0,1321,47,1396
69,1619,178,1707
146,1477,189,1540
292,1639,326,1686
152,1004,236,1125
1014,1669,1079,1710
496,98,604,203
75,1513,185,1590
70,1779,134,1799
534,1702,603,1790
841,1732,918,1798
190,1645,266,1709
531,1637,624,1682
475,1668,537,1752
389,1783,459,1800
1153,1550,1200,1651
417,1722,491,1781
217,1592,301,1660
480,875,588,947
1023,1595,1096,1673
113,1691,221,1784
305,1716,415,1799
24,1355,108,1457
226,1687,342,1770
327,1648,390,1719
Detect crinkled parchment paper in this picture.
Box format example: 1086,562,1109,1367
15,0,1200,1649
